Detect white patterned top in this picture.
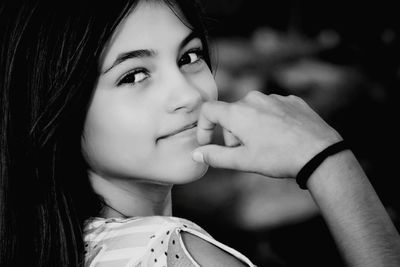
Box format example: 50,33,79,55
84,216,255,267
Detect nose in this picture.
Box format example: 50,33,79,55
164,69,203,113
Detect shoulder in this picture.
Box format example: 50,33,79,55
182,231,251,267
165,217,255,267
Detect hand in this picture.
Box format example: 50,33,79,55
192,91,342,178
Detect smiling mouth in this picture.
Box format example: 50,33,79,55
157,122,197,142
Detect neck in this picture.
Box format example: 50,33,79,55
89,171,173,218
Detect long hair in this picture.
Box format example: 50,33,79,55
0,0,212,266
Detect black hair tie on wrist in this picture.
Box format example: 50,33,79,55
296,140,349,190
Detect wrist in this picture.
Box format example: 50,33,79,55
296,140,348,189
306,149,363,194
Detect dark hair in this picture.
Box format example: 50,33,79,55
0,0,211,266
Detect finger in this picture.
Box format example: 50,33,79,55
192,145,243,170
197,101,232,145
223,128,241,147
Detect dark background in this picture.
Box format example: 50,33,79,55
174,1,400,266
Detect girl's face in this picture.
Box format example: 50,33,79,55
82,1,217,184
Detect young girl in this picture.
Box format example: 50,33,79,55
1,0,399,266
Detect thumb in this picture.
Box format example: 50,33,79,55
192,144,242,170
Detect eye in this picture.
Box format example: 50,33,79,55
117,68,149,86
179,48,204,67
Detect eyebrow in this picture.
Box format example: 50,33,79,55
102,31,200,74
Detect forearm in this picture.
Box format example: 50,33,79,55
307,150,400,267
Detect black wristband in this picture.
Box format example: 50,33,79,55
296,140,348,190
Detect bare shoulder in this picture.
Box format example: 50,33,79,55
180,231,249,267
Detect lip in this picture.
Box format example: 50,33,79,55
157,122,197,141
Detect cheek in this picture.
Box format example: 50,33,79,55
192,68,218,101
81,96,157,178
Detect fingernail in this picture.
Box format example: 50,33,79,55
192,151,204,163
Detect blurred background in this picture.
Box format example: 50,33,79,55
173,1,400,266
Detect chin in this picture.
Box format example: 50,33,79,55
88,151,209,185
158,159,209,185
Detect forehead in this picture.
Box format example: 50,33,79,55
101,1,192,67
